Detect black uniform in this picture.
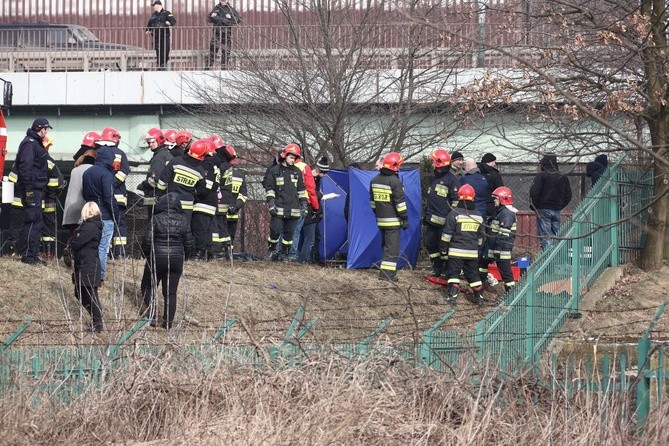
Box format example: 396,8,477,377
71,215,104,331
217,148,247,253
41,155,64,258
156,154,207,216
146,8,176,68
15,128,48,264
440,201,485,301
479,203,518,291
264,162,307,258
370,168,408,281
138,144,173,221
192,153,221,260
423,167,459,277
141,193,195,329
207,1,241,68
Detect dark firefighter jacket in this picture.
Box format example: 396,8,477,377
424,168,459,226
265,163,307,218
193,153,221,216
370,168,408,228
440,200,485,259
157,154,207,211
15,128,48,194
486,204,517,259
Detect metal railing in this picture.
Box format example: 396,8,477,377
0,24,555,72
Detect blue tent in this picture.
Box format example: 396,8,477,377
318,167,422,269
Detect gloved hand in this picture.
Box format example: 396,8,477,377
311,209,323,223
401,220,409,230
25,190,35,206
228,205,240,215
137,180,149,192
268,200,278,216
55,180,68,196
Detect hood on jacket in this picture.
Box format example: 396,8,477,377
155,192,183,215
540,153,558,171
95,146,116,171
594,154,608,166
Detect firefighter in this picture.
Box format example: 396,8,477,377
163,128,178,155
479,186,518,294
95,127,129,259
40,136,65,259
14,118,51,265
440,183,486,306
209,135,231,260
264,143,307,260
289,143,320,262
173,130,192,158
71,131,100,164
370,152,409,282
424,149,459,278
214,137,246,259
138,128,173,221
191,138,221,261
156,138,208,228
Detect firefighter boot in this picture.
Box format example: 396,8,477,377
430,258,443,278
192,249,207,262
281,243,292,261
443,284,458,306
466,286,485,307
267,242,279,261
378,270,398,283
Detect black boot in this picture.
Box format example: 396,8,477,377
430,258,443,278
466,287,485,307
193,249,207,261
378,270,398,282
443,284,458,305
281,243,292,261
267,242,279,261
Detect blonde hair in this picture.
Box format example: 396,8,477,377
80,201,101,221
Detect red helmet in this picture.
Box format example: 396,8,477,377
188,138,212,160
145,128,165,145
209,134,225,150
224,145,238,162
81,131,100,148
100,127,121,143
431,149,451,168
492,186,513,205
382,152,404,172
458,183,476,201
281,143,301,159
175,130,193,146
163,129,177,144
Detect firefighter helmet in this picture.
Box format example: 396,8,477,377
431,149,451,168
382,152,404,172
100,127,121,143
458,183,476,201
81,131,100,148
209,134,225,150
281,143,301,159
492,186,513,205
163,129,177,145
145,128,165,145
188,138,212,160
175,130,193,146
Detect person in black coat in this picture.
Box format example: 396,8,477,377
71,202,104,332
140,192,195,329
586,154,608,187
478,153,504,219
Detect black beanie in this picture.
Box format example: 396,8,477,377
451,151,464,161
316,156,330,172
481,153,496,164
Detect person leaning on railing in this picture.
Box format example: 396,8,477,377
206,0,241,70
145,0,176,70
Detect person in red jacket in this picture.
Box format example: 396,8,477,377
287,142,320,261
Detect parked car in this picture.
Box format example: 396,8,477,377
0,22,147,72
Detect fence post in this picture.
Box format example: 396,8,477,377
635,303,666,428
0,318,32,354
570,221,582,318
609,174,620,266
420,311,455,369
525,282,536,364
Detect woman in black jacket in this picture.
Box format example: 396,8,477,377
71,201,104,332
141,192,195,329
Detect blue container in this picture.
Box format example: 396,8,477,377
517,256,531,269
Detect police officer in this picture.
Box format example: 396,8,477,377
146,0,176,70
423,149,459,279
370,152,409,282
15,118,52,265
207,0,241,69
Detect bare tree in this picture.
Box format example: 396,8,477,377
403,0,667,270
182,0,475,167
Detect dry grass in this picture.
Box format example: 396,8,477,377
0,257,499,348
0,352,663,445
